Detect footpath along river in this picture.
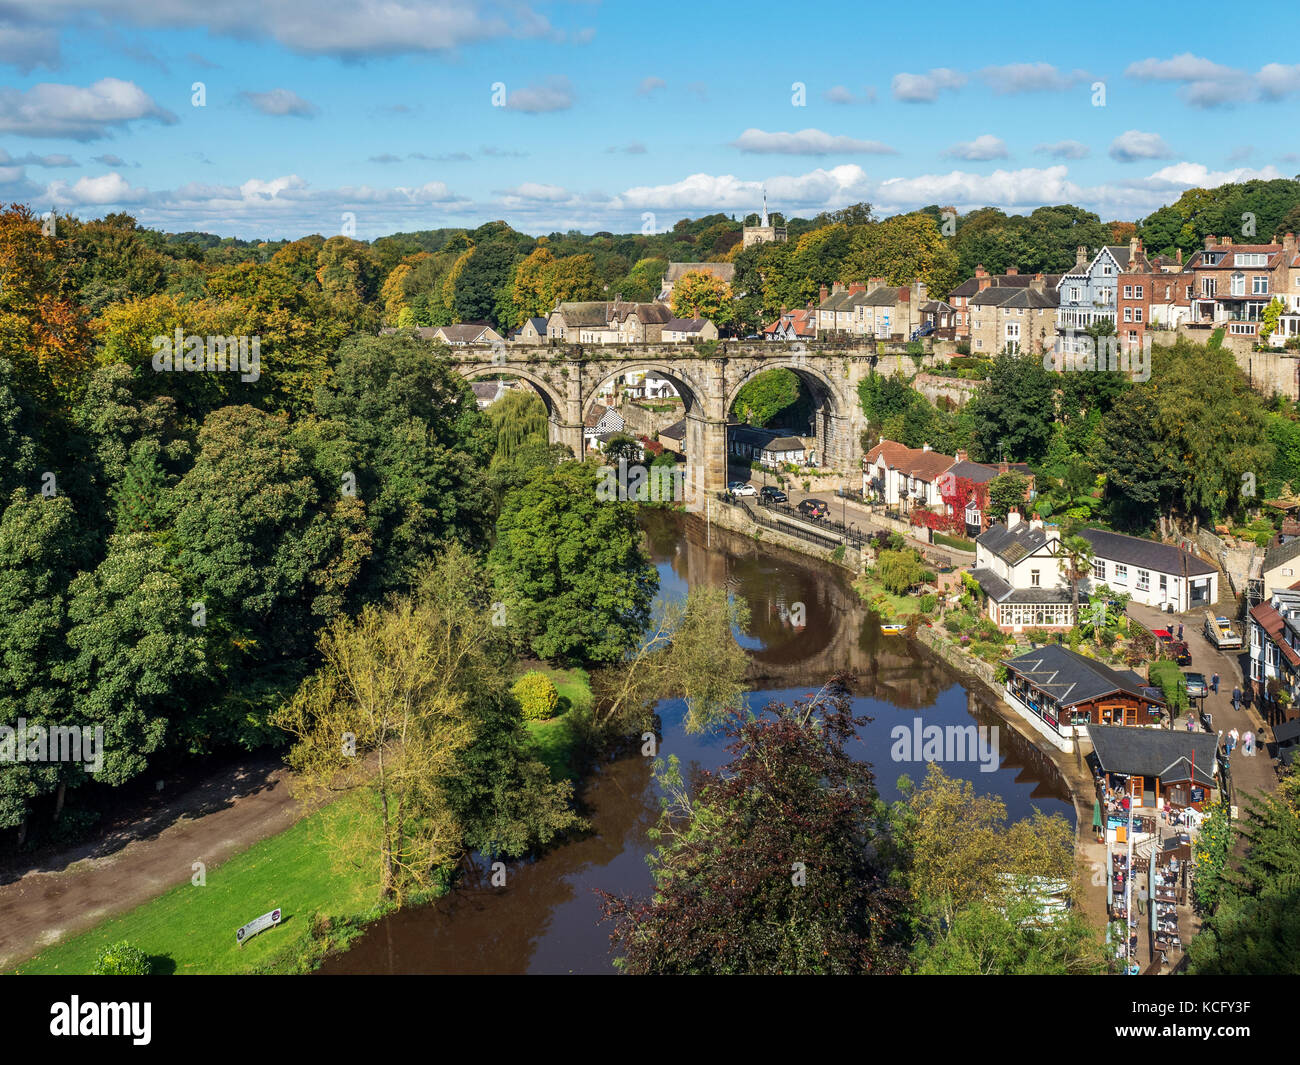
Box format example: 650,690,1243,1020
321,510,1074,974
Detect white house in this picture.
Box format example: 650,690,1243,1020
583,405,625,451
862,441,956,513
1078,529,1218,613
971,512,1075,631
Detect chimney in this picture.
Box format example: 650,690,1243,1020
1129,236,1141,261
1029,516,1044,531
922,443,932,452
1221,235,1232,246
1176,248,1183,266
1006,266,1019,276
1285,232,1298,257
848,281,866,295
998,460,1009,474
1030,273,1045,294
869,276,885,287
832,281,845,294
1007,509,1021,529
819,284,828,302
975,265,987,279
978,274,992,291
914,280,928,300
954,449,968,462
1075,245,1088,268
1205,235,1217,249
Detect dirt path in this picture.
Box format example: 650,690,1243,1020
0,754,300,970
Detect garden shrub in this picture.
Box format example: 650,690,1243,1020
93,941,151,975
512,671,559,721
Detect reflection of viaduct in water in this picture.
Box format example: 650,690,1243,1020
654,513,1072,807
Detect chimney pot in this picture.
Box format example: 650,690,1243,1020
1007,509,1021,529
1006,266,1018,276
1206,235,1217,249
975,265,987,278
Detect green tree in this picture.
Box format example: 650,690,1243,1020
968,352,1057,463
489,459,658,664
733,368,800,426
985,472,1029,523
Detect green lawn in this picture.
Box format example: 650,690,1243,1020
933,533,976,552
518,664,590,783
15,794,388,976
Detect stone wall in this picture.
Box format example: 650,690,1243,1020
911,372,984,408
617,400,684,437
1175,325,1300,400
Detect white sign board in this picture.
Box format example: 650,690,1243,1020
235,907,282,945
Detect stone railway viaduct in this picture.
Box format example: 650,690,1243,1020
449,340,954,497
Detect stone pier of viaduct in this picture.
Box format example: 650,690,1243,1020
450,339,955,497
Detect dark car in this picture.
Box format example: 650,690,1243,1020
797,498,829,520
909,322,936,341
760,486,787,503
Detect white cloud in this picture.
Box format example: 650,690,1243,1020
824,85,855,104
0,77,176,140
943,134,1008,161
636,76,665,96
979,63,1087,94
891,68,965,102
0,24,60,71
240,88,318,117
731,128,896,155
46,171,148,205
874,166,1082,212
505,76,573,113
616,166,874,211
1035,140,1090,160
1109,130,1174,162
0,149,77,166
500,182,568,202
0,1,556,60
1124,54,1300,107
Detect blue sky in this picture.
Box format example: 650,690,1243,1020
1,0,1297,239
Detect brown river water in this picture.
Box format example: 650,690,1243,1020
320,510,1073,974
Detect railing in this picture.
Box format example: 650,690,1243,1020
752,494,871,547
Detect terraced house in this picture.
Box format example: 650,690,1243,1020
1055,244,1130,348
1185,232,1300,344
948,265,1064,341
968,276,1057,354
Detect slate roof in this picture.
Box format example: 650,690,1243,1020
948,459,1001,484
977,521,1056,565
663,316,710,332
611,301,672,324
664,262,736,283
470,380,502,403
1273,718,1300,746
437,323,498,343
1087,724,1217,787
969,286,1056,309
970,567,1073,604
862,285,907,306
659,418,687,442
525,317,547,333
553,301,612,327
1080,528,1216,577
1006,644,1160,707
1263,536,1300,574
818,290,856,312
949,273,1064,298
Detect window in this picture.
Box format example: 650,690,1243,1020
1114,563,1129,585
1005,322,1020,340
1231,272,1245,296
1235,252,1268,267
1135,308,1143,322
1230,322,1257,335
1123,285,1133,298
1092,559,1107,580
1123,307,1132,322
1253,275,1269,294
1203,278,1216,297
1070,286,1081,302
1135,285,1144,299
1031,569,1041,587
1137,570,1150,591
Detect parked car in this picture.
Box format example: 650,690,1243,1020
727,481,757,497
909,322,936,341
760,486,787,503
1183,672,1208,700
797,498,829,520
1152,628,1192,665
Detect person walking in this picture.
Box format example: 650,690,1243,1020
1243,730,1255,756
1211,671,1220,694
1232,686,1242,712
1177,623,1184,640
1227,727,1239,755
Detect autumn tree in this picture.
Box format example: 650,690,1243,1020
668,269,732,324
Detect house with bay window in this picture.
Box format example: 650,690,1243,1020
1002,644,1167,752
1247,590,1300,709
1185,233,1297,340
971,511,1076,632
1078,528,1218,613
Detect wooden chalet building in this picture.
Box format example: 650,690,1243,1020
1087,724,1219,813
1002,644,1166,750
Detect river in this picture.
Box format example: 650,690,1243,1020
320,510,1074,974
